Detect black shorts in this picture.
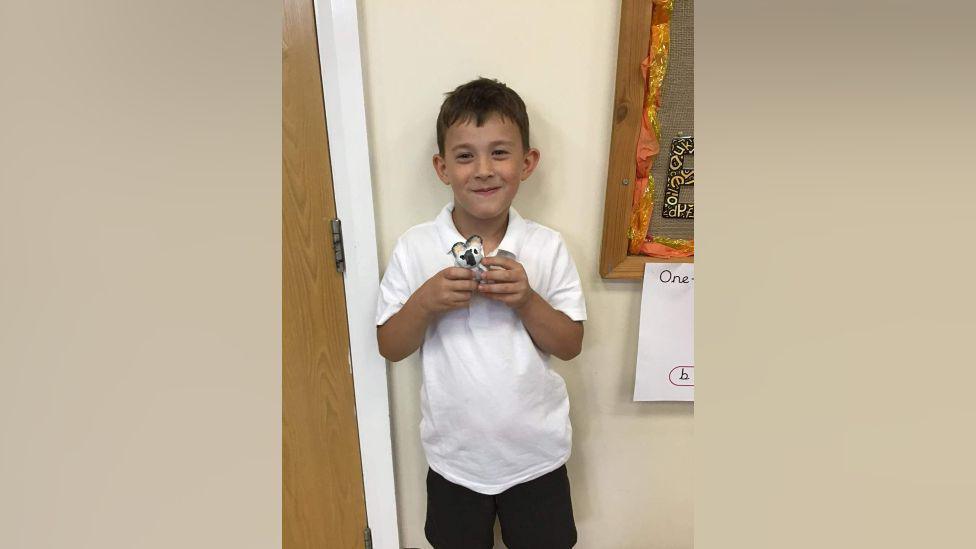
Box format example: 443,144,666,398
424,464,577,549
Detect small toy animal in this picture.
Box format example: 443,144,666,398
449,235,488,279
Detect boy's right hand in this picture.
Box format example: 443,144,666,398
415,267,478,316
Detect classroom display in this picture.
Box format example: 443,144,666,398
599,0,694,279
626,0,694,258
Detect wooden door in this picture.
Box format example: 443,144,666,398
282,0,368,546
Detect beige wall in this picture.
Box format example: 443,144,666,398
359,1,692,547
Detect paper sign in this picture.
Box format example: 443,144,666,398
634,263,694,401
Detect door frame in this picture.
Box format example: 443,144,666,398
312,1,400,548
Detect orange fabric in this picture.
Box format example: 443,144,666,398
639,239,694,259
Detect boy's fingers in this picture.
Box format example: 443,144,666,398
478,282,519,294
481,256,518,270
447,279,479,291
481,292,514,304
443,267,475,280
480,269,517,283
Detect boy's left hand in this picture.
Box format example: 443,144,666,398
477,256,535,310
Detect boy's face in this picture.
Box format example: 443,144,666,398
433,114,540,224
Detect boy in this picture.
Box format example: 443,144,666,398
376,78,586,549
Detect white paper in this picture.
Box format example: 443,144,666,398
634,263,694,401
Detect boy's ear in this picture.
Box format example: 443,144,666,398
520,148,541,181
432,154,451,185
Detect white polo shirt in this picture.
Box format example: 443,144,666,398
376,203,587,495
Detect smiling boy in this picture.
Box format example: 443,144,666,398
376,77,586,548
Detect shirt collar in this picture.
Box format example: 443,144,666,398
435,202,526,259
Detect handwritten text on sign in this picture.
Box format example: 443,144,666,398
634,264,694,402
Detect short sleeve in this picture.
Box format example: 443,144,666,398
375,239,412,326
544,235,587,322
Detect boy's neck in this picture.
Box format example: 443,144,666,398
451,207,509,255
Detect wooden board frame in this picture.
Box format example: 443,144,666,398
599,0,693,280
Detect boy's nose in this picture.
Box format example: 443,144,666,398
475,158,493,179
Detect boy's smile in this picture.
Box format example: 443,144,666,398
433,114,540,234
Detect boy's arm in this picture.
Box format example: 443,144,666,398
478,256,584,361
376,296,432,362
377,267,477,362
513,292,583,361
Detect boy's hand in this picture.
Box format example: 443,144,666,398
477,256,535,310
416,267,478,316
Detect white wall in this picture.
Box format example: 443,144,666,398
358,1,693,547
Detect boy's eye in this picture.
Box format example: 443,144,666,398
492,149,509,156
456,153,473,161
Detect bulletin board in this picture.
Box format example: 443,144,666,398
599,0,694,280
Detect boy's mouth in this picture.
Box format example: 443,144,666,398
472,186,501,197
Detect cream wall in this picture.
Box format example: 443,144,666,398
358,1,693,547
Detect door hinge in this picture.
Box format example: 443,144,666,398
331,218,345,273
363,526,372,549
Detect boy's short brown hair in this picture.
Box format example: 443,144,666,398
436,77,530,155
